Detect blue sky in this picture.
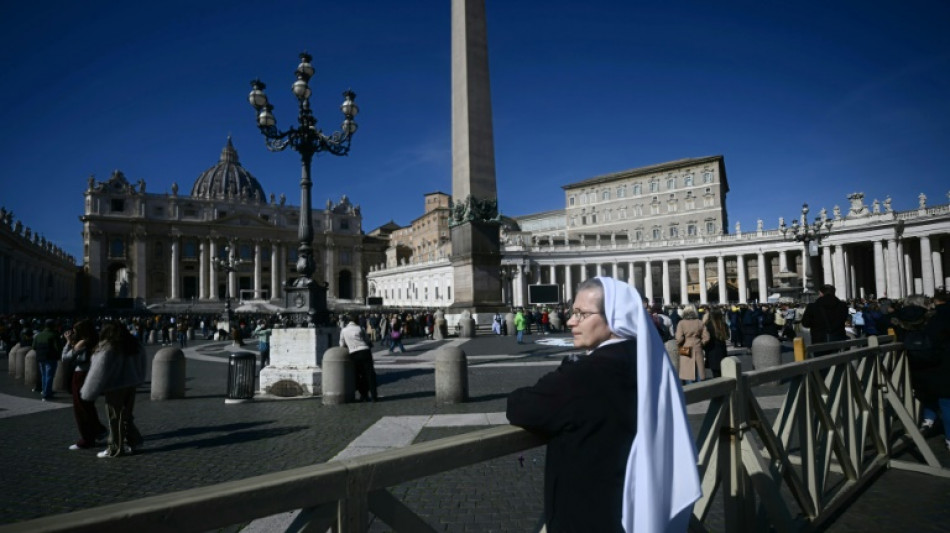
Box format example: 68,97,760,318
2,0,948,263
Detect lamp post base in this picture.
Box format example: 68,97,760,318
283,280,330,327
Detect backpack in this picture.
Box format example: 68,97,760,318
904,329,937,363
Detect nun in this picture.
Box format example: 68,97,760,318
507,277,701,532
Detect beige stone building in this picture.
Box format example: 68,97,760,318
562,155,729,242
0,207,78,314
386,192,453,267
79,138,373,311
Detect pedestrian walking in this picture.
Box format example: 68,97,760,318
61,320,107,450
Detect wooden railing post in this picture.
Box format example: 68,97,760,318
720,357,752,530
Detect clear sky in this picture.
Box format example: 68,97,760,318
2,0,948,263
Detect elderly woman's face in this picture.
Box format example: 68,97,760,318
567,288,613,350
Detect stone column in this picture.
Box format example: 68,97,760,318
326,243,337,299
228,242,238,302
514,265,525,307
253,241,262,299
533,263,541,285
208,240,219,301
933,241,945,293
736,254,747,304
757,251,767,303
903,248,913,296
170,237,179,300
822,245,834,286
199,241,208,300
564,264,573,303
873,240,886,298
779,250,788,272
133,233,147,301
698,257,707,305
271,242,280,301
661,259,671,305
833,244,848,298
920,236,935,296
354,245,364,301
627,261,636,288
886,238,900,298
679,258,688,305
717,255,727,303
644,260,654,304
612,261,619,280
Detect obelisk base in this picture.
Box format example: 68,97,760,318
450,220,505,313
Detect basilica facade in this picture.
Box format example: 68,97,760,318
80,138,377,312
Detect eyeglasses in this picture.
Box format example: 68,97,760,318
570,310,601,321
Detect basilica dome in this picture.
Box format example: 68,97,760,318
190,137,266,203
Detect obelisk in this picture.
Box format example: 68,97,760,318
449,0,503,311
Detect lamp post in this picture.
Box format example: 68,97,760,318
248,52,358,326
214,246,247,329
779,203,832,304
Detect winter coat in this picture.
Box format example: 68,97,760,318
676,318,710,381
80,342,147,402
507,340,637,532
801,294,849,344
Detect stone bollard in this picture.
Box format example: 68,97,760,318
435,346,468,404
187,328,195,341
151,347,187,400
664,339,680,375
549,314,562,332
23,350,38,390
458,310,476,338
53,360,70,393
321,347,354,405
8,343,23,377
752,335,782,384
14,345,28,381
148,330,157,345
433,311,446,340
505,313,515,337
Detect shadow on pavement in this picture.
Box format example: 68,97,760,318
142,424,309,453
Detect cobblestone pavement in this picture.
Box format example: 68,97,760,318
1,332,948,531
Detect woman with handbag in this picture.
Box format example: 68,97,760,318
675,305,710,384
62,319,107,450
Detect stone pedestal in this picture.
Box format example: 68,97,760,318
260,327,339,397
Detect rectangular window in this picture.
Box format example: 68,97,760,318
706,222,716,234
183,241,197,259
341,219,349,230
111,199,125,213
569,196,575,206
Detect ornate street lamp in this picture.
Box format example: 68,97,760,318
779,203,832,303
248,52,358,326
214,246,248,329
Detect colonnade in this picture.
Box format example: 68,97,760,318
503,232,948,308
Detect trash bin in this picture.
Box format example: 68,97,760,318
226,351,256,404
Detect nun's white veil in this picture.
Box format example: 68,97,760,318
595,276,701,532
